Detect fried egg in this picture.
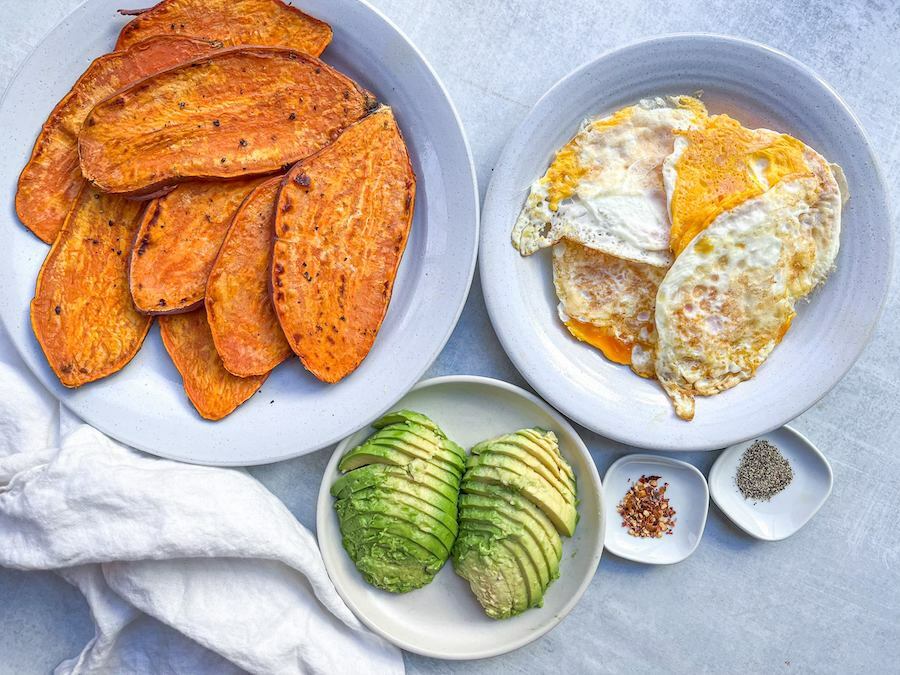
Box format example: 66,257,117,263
662,114,842,260
512,96,708,268
654,175,838,421
553,240,666,378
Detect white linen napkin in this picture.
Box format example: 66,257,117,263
0,350,404,675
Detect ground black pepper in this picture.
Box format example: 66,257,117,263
735,440,793,502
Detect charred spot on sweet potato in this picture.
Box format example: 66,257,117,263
271,107,415,383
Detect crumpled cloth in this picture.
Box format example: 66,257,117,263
0,354,403,675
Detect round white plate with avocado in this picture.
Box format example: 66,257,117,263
316,375,604,659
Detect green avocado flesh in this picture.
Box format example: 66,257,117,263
452,428,578,619
334,411,461,593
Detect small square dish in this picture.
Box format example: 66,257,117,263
709,425,832,541
603,454,708,565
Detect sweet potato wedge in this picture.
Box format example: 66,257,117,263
272,107,415,383
31,186,152,387
129,177,266,315
78,48,375,196
16,36,221,243
116,0,332,56
160,308,267,420
206,178,291,376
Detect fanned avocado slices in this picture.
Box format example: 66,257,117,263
459,504,551,590
452,427,578,620
339,429,464,477
464,462,578,536
453,536,527,619
460,481,562,563
333,411,462,593
337,485,458,539
459,493,560,583
331,462,459,506
340,511,450,562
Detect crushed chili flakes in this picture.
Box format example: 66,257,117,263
616,474,676,538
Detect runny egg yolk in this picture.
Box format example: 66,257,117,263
668,115,811,256
564,319,633,365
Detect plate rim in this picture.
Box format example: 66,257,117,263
0,0,480,466
315,374,605,660
479,32,894,452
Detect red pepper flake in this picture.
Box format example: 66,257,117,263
616,474,676,538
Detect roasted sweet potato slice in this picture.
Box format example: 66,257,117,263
272,107,415,383
160,308,267,420
16,36,220,243
116,0,332,56
78,47,375,196
31,186,152,387
129,177,266,315
206,178,291,376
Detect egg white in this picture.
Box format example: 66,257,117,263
512,96,707,268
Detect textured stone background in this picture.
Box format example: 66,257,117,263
1,0,898,672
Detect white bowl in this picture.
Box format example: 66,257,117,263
709,425,833,541
0,0,479,465
479,34,893,451
603,454,709,565
316,375,604,659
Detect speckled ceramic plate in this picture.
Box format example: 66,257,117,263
480,34,893,451
317,376,604,659
0,0,478,465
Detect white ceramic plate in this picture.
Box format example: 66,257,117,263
709,426,832,541
480,34,893,451
0,0,478,465
316,376,604,659
603,454,708,565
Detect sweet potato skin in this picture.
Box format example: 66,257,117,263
159,308,267,420
31,186,152,387
78,48,375,196
272,107,416,383
206,178,291,377
129,178,266,315
116,0,332,56
16,36,221,243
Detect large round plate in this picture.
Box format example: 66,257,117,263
0,0,478,465
480,34,892,451
317,376,604,659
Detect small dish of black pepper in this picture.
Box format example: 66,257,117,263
709,426,833,541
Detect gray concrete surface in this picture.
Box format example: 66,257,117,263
1,0,898,672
